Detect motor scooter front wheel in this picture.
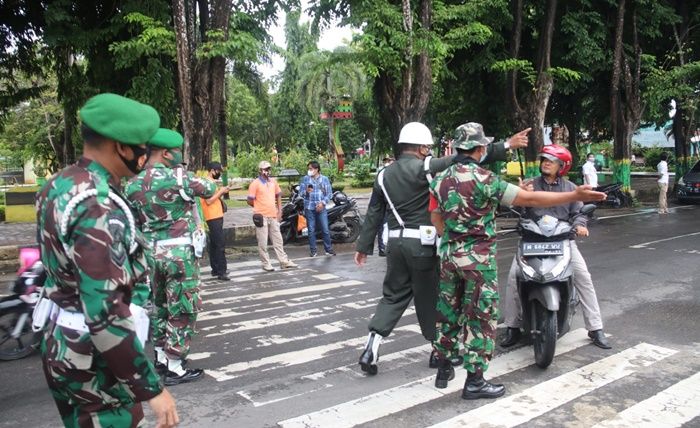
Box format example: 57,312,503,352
0,311,40,361
530,300,557,369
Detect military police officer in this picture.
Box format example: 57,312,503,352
36,93,178,427
354,122,529,375
428,122,606,399
125,128,216,386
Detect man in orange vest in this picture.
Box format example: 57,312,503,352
201,162,231,281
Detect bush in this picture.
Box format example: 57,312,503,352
347,157,374,188
643,146,674,170
279,145,313,177
233,146,273,178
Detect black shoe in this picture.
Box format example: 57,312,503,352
326,249,336,256
164,368,205,386
462,375,506,400
500,327,522,348
378,250,386,257
588,329,612,349
216,274,231,281
310,252,317,257
154,361,167,375
429,350,462,368
359,332,381,375
434,361,455,389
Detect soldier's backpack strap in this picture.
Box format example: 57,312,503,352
424,155,433,182
377,169,405,228
59,188,138,255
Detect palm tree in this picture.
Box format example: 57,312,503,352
297,47,365,171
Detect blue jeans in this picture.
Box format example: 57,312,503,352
305,208,332,254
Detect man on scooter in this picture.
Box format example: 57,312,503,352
500,144,612,350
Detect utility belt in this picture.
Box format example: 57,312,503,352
387,226,437,246
33,295,149,348
53,304,149,348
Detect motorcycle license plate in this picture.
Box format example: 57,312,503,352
522,242,564,256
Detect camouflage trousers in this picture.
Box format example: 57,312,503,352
41,329,147,428
434,266,500,374
151,244,201,360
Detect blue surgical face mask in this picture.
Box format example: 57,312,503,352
307,170,314,177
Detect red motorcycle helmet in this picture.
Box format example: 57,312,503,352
539,144,573,176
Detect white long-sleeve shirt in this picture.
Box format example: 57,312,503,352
582,161,598,187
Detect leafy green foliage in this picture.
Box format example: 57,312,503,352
233,146,273,179
347,157,373,188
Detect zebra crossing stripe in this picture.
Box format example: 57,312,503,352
203,280,364,308
277,328,593,428
591,371,700,428
207,324,422,382
429,342,677,428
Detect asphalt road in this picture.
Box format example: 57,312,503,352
1,205,699,427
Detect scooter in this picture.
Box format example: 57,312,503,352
513,204,596,368
279,184,363,245
0,246,45,361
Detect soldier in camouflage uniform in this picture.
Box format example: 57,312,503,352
429,122,606,399
355,122,530,375
35,93,178,427
125,128,216,386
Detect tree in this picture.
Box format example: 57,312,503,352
297,48,365,169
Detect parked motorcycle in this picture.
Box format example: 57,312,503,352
0,246,45,361
513,204,596,368
279,185,363,245
595,183,632,208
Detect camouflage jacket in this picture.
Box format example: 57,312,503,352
125,163,216,243
429,159,520,270
356,143,510,255
35,157,162,400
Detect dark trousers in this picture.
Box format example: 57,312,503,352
368,236,438,341
207,217,227,275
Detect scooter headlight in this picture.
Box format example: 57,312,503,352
517,256,537,279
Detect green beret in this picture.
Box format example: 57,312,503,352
79,93,160,145
148,128,184,149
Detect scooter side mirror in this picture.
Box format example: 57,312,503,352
580,204,596,216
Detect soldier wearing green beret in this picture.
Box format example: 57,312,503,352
35,93,179,427
126,128,216,386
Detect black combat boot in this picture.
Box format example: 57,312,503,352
164,359,204,386
359,331,382,375
434,359,455,389
500,327,521,348
461,368,505,400
429,350,463,368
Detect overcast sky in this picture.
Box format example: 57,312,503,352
257,3,355,83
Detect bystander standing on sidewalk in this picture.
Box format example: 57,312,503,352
201,162,231,281
299,161,336,257
248,161,298,271
657,152,670,214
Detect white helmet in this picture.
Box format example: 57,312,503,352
397,122,434,146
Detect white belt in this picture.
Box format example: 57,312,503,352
156,237,192,247
388,228,421,239
55,304,149,347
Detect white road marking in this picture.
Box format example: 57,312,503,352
202,279,364,308
277,329,594,428
204,297,381,337
238,384,334,408
187,352,215,360
312,273,339,280
208,324,421,382
598,205,695,220
591,371,700,428
629,231,700,249
429,342,677,428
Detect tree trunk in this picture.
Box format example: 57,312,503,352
376,0,433,156
173,0,195,166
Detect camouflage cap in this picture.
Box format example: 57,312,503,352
79,93,160,145
148,128,183,149
452,122,494,151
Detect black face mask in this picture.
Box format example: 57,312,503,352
212,172,221,180
119,144,148,175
